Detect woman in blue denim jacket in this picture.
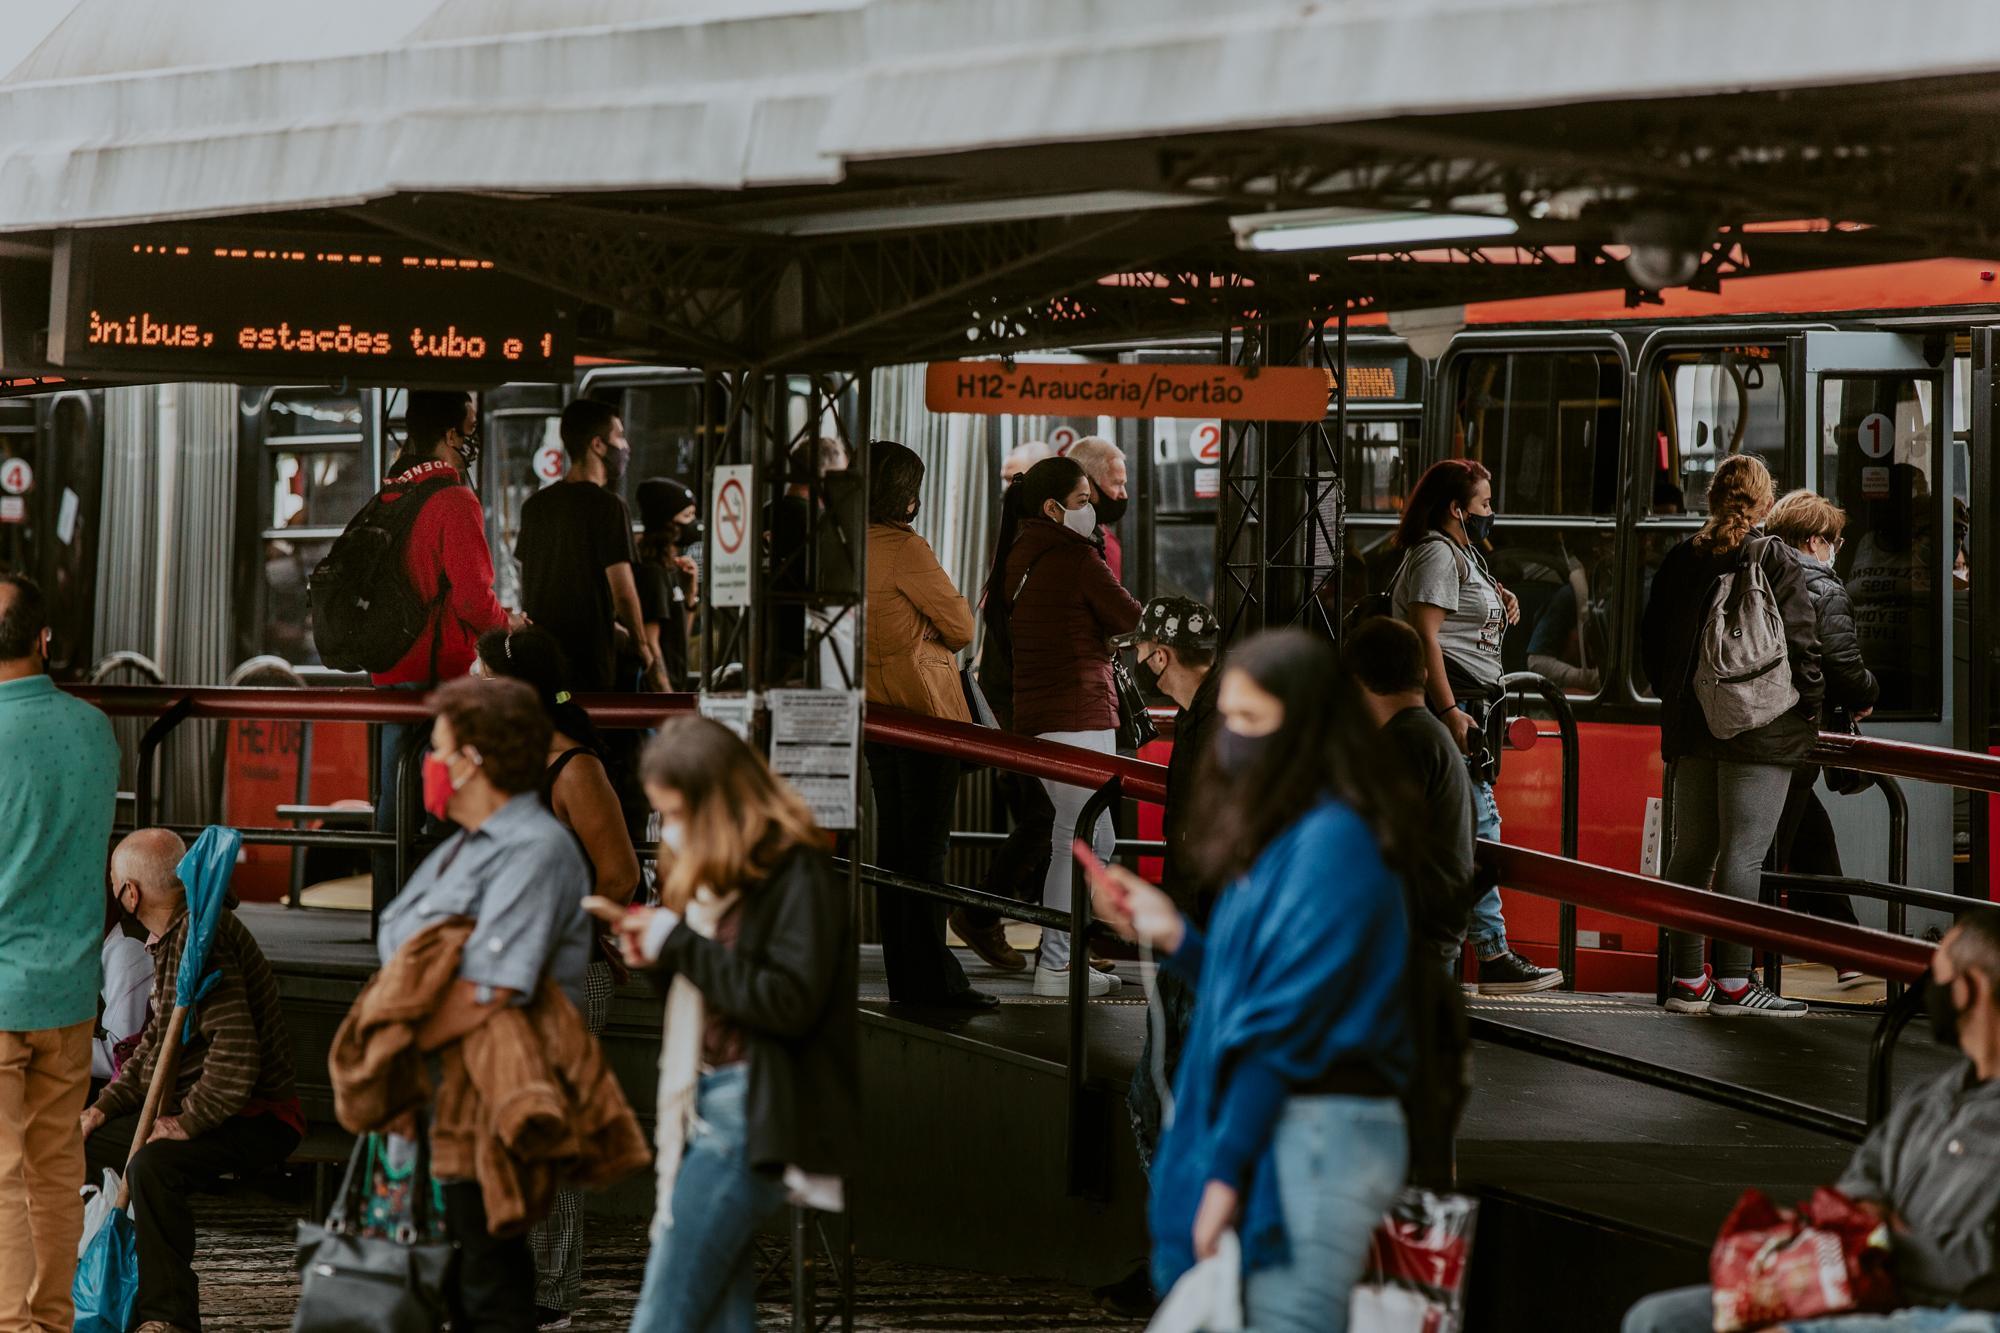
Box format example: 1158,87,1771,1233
1094,629,1416,1332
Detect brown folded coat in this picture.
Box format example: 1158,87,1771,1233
328,918,652,1236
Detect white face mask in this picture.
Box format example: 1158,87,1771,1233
1061,501,1097,537
661,820,686,855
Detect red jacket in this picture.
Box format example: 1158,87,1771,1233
368,462,509,686
1003,518,1142,736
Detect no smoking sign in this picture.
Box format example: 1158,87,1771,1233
709,465,754,608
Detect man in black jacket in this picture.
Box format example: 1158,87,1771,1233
1345,617,1480,969
1101,596,1220,1318
1120,597,1221,916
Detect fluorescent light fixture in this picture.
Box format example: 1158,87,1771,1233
745,191,1201,238
1232,208,1519,253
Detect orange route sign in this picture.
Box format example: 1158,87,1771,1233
925,361,1332,422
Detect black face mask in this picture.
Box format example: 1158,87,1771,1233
676,519,703,547
1094,490,1129,526
1212,725,1276,777
1135,649,1164,694
1464,513,1495,544
1927,976,1964,1047
452,432,481,469
600,444,629,488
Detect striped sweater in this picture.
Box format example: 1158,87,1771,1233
91,909,298,1138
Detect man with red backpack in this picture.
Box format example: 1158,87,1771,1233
311,389,523,899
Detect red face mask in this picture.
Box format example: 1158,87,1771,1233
421,752,458,820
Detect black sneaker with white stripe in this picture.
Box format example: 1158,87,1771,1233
1709,979,1808,1017
1476,950,1564,995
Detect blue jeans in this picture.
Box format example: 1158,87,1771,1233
371,683,429,902
629,1066,786,1333
1468,780,1508,958
1624,1285,2000,1333
1240,1096,1408,1333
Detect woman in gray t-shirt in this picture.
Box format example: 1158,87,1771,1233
1390,459,1562,996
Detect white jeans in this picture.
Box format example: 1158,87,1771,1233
1035,728,1117,972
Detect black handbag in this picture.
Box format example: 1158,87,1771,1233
1823,710,1869,796
293,1131,452,1333
1112,650,1159,750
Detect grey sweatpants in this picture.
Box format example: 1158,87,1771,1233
1662,756,1794,981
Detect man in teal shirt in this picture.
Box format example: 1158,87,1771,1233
0,573,120,1331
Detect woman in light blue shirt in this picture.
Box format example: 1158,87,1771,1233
373,676,592,1333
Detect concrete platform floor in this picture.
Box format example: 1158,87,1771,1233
183,1194,1144,1332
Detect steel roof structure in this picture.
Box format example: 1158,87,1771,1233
0,0,1996,367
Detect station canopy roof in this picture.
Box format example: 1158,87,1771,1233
6,0,2000,368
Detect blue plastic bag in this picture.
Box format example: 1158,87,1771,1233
71,1206,138,1333
173,826,242,1040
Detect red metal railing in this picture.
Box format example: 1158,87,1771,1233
1480,843,1933,982
66,685,1172,805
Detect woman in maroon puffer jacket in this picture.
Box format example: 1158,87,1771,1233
989,456,1142,996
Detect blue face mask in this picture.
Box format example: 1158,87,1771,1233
1464,513,1495,544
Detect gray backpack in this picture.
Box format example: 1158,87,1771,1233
1694,538,1798,739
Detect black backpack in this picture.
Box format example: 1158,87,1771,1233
309,474,458,674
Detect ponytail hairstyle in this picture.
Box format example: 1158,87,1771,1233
1694,454,1775,555
1395,459,1491,550
980,455,1087,645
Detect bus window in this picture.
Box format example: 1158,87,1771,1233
257,390,371,667
1447,349,1622,696
1820,374,1942,718
1650,346,1788,514
1152,521,1216,606
1452,350,1620,517
620,380,706,493
1345,419,1414,514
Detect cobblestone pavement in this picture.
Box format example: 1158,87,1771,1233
190,1197,1146,1331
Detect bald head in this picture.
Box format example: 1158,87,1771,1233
111,828,186,935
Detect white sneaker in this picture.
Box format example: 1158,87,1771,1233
1034,964,1113,997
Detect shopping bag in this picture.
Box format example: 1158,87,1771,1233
71,1208,139,1333
77,1167,121,1258
1348,1189,1479,1333
1709,1187,1898,1331
1147,1229,1243,1333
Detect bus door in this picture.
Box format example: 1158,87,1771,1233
1792,331,1955,915
1967,328,2000,901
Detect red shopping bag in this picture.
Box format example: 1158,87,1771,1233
1709,1188,1899,1331
1349,1189,1477,1333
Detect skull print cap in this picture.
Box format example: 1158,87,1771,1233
1116,596,1218,650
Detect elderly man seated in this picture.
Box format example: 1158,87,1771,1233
1625,907,2000,1333
79,829,303,1333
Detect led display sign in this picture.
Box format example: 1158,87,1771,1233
48,228,574,384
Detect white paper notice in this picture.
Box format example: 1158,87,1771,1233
698,693,757,742
57,488,79,545
768,688,861,830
